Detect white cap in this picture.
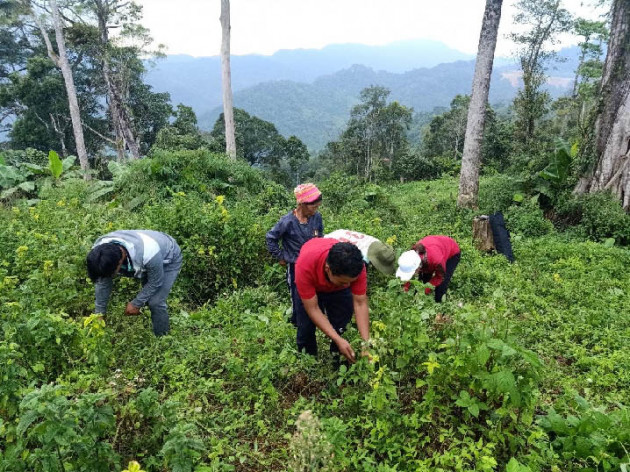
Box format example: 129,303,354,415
396,250,421,281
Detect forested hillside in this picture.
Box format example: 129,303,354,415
154,48,581,150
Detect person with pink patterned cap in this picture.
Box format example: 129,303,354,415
266,183,324,325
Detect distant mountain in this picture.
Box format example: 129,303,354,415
199,51,579,150
144,39,473,114
145,43,581,150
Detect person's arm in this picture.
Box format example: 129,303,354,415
352,293,369,341
318,214,324,237
429,264,445,287
94,277,113,314
265,218,287,262
131,254,164,307
302,296,356,363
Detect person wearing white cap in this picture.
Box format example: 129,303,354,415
396,235,461,302
324,229,396,276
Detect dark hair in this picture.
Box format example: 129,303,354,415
86,243,123,281
327,242,364,277
304,195,323,205
412,242,426,254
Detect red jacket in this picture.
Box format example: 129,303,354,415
415,236,460,287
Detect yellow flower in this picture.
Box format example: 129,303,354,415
386,235,397,245
422,354,440,375
372,320,386,333
56,199,66,207
122,461,145,472
16,246,28,257
215,195,225,205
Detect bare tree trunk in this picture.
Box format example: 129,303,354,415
457,0,503,208
220,0,237,159
92,0,141,159
35,0,90,178
574,0,630,209
49,113,67,156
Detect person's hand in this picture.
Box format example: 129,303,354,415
424,287,432,295
125,302,141,316
279,260,287,267
336,338,356,364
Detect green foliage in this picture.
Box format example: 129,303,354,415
556,191,630,244
0,149,78,201
539,395,629,471
112,149,289,207
505,197,555,237
152,104,202,152
321,86,412,182
1,163,629,471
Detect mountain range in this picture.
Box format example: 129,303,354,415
144,40,580,150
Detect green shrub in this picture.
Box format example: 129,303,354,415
113,149,285,207
505,198,555,237
478,176,524,213
556,191,630,245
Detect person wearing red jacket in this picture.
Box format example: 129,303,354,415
396,235,461,302
294,238,369,364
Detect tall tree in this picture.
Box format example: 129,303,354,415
457,0,503,209
211,108,286,167
32,0,90,177
87,0,142,159
285,135,309,186
422,95,470,160
574,0,630,209
220,0,236,159
511,0,572,144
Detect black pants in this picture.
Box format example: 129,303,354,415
295,288,354,356
286,263,299,325
421,252,461,302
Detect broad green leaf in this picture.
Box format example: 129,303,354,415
49,150,63,179
513,193,524,203
17,181,35,192
23,163,46,174
603,238,615,247
61,155,77,172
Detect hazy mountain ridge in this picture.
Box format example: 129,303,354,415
145,42,581,150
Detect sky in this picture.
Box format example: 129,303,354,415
136,0,607,58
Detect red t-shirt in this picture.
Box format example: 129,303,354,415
416,236,460,287
295,238,367,299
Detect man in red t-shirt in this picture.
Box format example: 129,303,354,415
294,238,369,364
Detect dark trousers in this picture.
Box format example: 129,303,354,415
286,263,299,325
421,252,461,302
141,249,183,336
295,288,354,356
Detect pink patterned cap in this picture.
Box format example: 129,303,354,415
294,183,322,204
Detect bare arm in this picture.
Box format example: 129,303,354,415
352,294,370,341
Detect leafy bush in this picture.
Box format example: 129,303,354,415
556,191,630,245
505,198,555,237
113,149,287,207
478,176,525,214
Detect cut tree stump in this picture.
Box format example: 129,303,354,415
473,215,495,251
